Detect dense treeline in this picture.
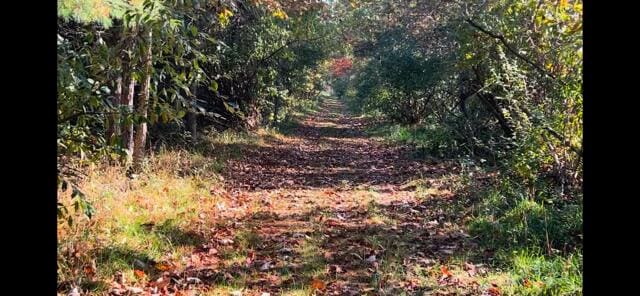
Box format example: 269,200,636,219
58,0,340,217
332,0,582,258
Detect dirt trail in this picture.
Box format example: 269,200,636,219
186,98,478,295
224,98,450,192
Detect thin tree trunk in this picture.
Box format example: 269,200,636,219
119,26,137,165
107,76,122,144
478,92,514,139
106,21,123,148
186,83,198,140
273,94,280,124
121,65,135,163
132,29,153,172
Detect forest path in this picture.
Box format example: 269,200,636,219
186,98,478,295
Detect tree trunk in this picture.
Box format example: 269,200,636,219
106,21,123,147
116,25,136,165
477,92,515,139
132,29,153,172
121,63,135,163
273,94,280,124
106,76,122,144
186,82,198,140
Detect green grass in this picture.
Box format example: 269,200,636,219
57,128,269,295
365,122,461,159
464,176,582,295
298,236,327,278
496,249,582,295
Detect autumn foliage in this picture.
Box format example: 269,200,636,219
329,57,353,77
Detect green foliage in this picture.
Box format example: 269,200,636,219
331,0,582,291
57,0,340,223
58,0,119,27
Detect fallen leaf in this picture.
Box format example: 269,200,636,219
150,276,170,289
365,254,376,263
440,265,452,277
155,262,172,271
68,287,81,296
488,286,501,296
260,261,272,271
245,251,255,267
114,271,125,285
133,269,146,279
218,238,234,245
311,278,326,290
191,254,201,265
464,262,476,276
126,286,144,294
83,263,96,278
110,287,127,296
278,247,293,254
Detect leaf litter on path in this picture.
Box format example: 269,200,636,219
107,99,486,295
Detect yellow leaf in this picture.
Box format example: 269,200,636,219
559,0,568,9
272,9,288,20
573,2,583,13
218,8,234,26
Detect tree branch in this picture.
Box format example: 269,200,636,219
58,111,120,123
464,18,557,80
543,126,582,156
257,33,331,66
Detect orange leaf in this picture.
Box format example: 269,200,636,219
311,278,326,290
134,269,146,279
440,265,452,277
523,278,532,287
155,262,172,271
488,286,501,296
83,265,96,277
